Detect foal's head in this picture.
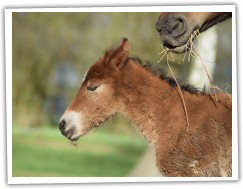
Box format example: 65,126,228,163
59,38,130,141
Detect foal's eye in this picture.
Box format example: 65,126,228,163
87,85,99,91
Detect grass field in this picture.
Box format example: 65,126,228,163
12,127,147,177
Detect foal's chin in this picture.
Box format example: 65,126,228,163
59,110,110,141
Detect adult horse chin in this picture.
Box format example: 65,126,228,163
156,12,232,54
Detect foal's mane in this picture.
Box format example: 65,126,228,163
128,57,204,94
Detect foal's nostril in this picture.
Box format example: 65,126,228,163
59,119,66,130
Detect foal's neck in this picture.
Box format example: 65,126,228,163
120,61,190,145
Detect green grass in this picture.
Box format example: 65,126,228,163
12,127,147,177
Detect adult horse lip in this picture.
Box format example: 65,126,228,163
163,28,199,54
167,43,188,54
162,41,188,54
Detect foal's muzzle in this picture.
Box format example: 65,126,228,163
59,117,80,141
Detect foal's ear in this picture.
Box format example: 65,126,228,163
107,38,130,69
119,37,130,52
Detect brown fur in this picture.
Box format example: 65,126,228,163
60,38,232,177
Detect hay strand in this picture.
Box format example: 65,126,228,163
166,56,190,132
158,47,190,131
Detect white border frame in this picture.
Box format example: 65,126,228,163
5,5,238,184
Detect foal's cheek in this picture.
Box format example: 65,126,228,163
92,84,114,101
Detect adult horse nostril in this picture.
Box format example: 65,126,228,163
169,17,187,38
171,19,182,30
59,119,66,130
156,15,187,41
